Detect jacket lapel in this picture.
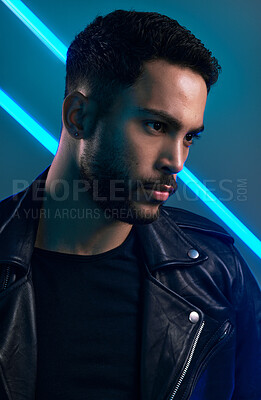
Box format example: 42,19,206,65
0,166,50,271
134,220,207,400
135,207,208,271
139,264,204,400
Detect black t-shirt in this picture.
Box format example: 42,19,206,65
31,228,142,400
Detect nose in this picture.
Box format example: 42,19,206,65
155,137,187,175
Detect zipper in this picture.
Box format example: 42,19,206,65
180,320,233,400
168,321,205,400
1,265,11,291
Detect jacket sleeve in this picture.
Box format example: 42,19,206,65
232,247,261,400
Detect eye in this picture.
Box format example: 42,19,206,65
185,132,201,144
144,121,167,133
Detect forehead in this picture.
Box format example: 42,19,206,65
117,59,208,125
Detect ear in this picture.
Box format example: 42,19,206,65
62,91,97,139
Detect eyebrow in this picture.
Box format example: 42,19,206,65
136,107,205,135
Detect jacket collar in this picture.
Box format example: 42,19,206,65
0,166,207,272
134,208,208,271
0,166,49,271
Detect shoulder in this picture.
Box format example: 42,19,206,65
0,189,28,227
160,205,234,245
160,206,260,296
0,166,50,221
160,206,261,308
0,190,26,207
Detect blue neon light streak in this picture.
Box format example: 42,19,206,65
1,0,67,63
1,1,261,258
0,89,58,155
178,167,261,258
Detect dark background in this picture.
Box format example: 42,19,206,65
1,0,260,284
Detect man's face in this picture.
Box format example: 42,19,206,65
79,60,208,224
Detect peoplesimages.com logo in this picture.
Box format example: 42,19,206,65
11,178,248,203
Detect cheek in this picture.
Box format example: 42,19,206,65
123,125,157,174
123,142,149,173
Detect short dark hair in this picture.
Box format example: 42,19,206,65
65,10,221,109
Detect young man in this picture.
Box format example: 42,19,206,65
0,10,260,400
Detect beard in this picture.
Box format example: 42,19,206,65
79,142,177,225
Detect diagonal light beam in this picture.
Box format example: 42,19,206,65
0,89,58,155
178,168,261,258
1,0,67,63
1,0,261,258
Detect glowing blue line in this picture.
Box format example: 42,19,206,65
0,89,58,155
178,167,261,258
1,1,261,258
1,0,67,63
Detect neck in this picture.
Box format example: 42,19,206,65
34,156,132,256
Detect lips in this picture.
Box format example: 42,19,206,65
156,184,175,194
140,182,177,202
142,183,176,195
150,190,170,201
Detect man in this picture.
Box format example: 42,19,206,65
0,9,260,400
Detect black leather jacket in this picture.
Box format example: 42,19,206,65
0,167,260,400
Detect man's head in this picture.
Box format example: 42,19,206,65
65,10,220,110
60,10,220,224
